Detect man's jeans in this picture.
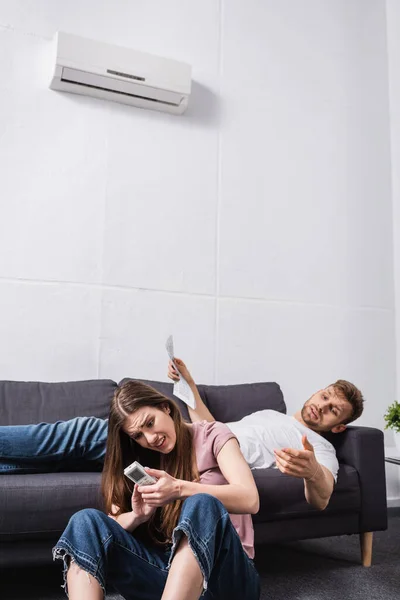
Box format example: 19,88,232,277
53,493,260,600
0,417,108,473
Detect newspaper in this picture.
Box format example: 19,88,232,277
165,335,196,409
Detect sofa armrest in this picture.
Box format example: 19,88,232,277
330,426,387,532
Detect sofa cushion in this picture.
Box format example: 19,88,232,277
0,472,103,541
0,464,360,541
252,463,360,523
0,380,117,426
201,382,286,424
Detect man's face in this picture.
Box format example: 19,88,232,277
301,386,353,433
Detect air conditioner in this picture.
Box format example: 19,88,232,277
49,32,192,115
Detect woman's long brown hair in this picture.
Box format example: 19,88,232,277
101,380,198,544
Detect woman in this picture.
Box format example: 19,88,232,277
52,380,260,600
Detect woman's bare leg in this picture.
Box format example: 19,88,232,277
66,562,103,600
161,536,204,600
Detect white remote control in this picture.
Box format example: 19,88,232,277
124,461,157,486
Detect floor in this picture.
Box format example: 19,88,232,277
1,513,399,600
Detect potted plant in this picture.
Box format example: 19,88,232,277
384,400,400,452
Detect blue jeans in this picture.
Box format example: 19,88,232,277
53,493,260,600
0,417,108,473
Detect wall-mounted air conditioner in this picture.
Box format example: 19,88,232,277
49,32,192,115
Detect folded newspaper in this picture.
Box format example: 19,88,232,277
165,335,196,409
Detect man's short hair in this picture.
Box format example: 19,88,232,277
331,380,364,425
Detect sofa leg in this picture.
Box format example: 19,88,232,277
359,532,373,567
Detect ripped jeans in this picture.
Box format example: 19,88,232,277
0,417,108,473
53,493,260,600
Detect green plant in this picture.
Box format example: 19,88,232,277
384,401,400,433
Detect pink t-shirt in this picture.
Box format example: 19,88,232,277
190,420,255,559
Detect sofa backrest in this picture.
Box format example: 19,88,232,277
0,380,117,425
199,382,286,422
0,378,286,426
119,378,286,423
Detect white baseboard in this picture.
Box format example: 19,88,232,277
387,497,400,508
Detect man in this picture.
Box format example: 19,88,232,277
168,358,364,511
0,361,364,512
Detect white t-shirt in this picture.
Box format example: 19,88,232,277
226,409,339,482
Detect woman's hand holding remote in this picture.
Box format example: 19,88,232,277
138,468,182,507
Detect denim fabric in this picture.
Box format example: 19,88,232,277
53,493,260,600
0,417,108,473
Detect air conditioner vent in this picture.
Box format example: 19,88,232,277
59,67,185,107
60,75,182,107
106,69,145,82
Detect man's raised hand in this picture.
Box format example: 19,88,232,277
302,435,314,453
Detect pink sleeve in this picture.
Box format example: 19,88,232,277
204,421,238,458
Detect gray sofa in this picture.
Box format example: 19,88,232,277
0,378,387,569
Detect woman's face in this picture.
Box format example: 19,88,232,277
122,404,177,454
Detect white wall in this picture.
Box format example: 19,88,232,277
386,0,400,504
0,1,397,497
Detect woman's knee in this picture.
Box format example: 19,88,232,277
70,507,104,522
179,493,228,525
66,508,109,537
183,492,226,510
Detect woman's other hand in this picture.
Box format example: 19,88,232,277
131,484,157,522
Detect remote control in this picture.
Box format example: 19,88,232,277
124,461,157,485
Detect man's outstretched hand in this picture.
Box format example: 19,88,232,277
274,435,320,481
